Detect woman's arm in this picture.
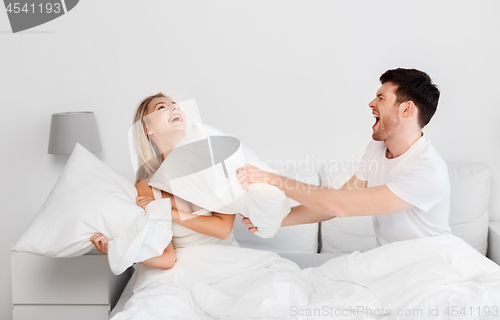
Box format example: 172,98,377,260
89,234,176,269
138,242,176,269
172,209,235,240
136,181,193,212
136,181,235,240
92,179,181,269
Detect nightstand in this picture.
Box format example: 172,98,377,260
11,251,131,320
487,221,500,266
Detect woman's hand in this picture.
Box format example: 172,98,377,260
240,214,258,233
162,192,194,213
136,196,155,210
90,233,109,255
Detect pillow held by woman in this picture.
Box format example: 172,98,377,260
12,143,172,275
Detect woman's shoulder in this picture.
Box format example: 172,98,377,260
135,180,154,198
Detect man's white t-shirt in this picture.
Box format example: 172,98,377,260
355,134,452,246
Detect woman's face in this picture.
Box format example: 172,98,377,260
143,96,187,140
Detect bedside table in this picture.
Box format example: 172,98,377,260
487,221,500,266
11,251,131,320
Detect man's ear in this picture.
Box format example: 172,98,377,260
402,101,417,118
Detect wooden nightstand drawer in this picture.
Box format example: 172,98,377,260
11,252,109,304
13,305,109,320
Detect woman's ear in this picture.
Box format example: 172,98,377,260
146,126,153,136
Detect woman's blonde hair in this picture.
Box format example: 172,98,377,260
132,92,168,183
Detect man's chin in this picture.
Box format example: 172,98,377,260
372,132,383,141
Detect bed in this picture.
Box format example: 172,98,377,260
107,162,500,320
11,161,500,320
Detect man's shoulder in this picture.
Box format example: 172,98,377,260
402,138,449,183
414,136,448,172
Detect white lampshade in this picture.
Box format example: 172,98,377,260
48,112,102,155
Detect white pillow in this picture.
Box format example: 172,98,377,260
232,165,320,254
319,163,377,253
448,162,490,255
321,215,377,253
149,121,291,239
12,144,173,275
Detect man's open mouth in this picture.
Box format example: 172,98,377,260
373,114,379,129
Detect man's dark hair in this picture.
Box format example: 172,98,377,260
380,68,440,128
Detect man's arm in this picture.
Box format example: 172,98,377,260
338,174,368,191
241,174,368,231
244,165,414,219
288,183,413,218
281,205,332,226
241,204,331,233
280,175,367,226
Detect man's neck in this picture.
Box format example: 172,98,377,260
385,131,423,159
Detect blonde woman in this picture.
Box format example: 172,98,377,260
91,93,238,269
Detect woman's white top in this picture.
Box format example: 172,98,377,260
152,187,237,248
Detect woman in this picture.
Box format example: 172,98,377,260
91,93,241,269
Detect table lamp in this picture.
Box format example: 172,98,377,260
48,112,102,154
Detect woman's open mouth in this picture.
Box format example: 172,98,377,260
169,114,183,122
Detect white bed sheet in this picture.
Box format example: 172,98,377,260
109,236,500,320
109,252,342,317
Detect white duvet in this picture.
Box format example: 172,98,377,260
110,235,500,320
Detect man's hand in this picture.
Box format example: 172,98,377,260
240,214,258,233
237,164,277,186
236,167,248,188
90,233,109,255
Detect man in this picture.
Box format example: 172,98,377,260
237,68,452,246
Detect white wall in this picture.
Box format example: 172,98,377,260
1,1,499,318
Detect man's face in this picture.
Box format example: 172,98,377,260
369,82,401,141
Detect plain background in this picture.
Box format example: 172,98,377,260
1,1,500,318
